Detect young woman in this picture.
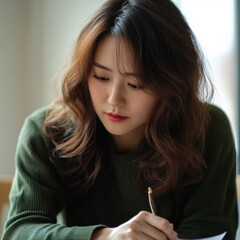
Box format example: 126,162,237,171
2,0,238,239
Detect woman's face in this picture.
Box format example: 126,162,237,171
87,35,157,152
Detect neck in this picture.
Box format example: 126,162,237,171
111,128,145,154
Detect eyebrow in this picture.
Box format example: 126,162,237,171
93,62,112,71
93,62,139,77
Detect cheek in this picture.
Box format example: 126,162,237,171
133,96,156,114
142,100,156,122
88,79,100,101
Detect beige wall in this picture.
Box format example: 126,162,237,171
0,0,104,175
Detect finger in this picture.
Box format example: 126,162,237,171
138,224,168,240
157,220,176,239
140,211,178,240
138,232,168,240
127,224,168,240
124,214,164,240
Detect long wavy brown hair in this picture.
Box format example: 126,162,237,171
44,0,213,198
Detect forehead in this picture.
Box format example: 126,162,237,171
93,35,135,72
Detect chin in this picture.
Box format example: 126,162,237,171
104,127,130,136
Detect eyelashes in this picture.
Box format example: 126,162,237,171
93,74,144,90
93,75,109,81
127,83,143,89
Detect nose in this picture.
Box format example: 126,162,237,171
107,83,125,107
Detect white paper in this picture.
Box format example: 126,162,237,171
180,232,226,240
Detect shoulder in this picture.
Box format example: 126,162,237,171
208,104,231,128
207,104,234,140
204,104,236,164
25,105,50,129
18,105,53,151
28,106,47,119
15,106,61,175
22,104,59,135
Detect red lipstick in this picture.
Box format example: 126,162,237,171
107,113,128,122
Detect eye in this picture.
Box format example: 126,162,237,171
128,83,143,90
93,75,109,81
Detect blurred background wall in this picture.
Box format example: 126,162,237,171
0,0,239,176
0,0,104,175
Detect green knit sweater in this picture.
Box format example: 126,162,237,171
2,105,238,240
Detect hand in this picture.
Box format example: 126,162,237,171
92,211,179,240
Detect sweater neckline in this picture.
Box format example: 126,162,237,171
110,148,140,166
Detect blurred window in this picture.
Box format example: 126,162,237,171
174,0,239,163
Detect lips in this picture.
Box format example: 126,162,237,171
107,113,128,122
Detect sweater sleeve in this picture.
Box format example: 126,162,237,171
176,106,238,240
2,108,105,240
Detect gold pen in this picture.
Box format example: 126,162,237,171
148,187,158,215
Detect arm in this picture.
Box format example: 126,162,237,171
2,109,105,240
3,108,178,240
176,106,238,240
